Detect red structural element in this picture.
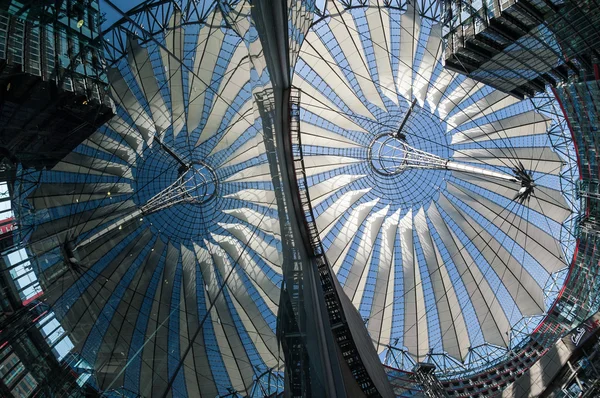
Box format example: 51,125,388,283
552,86,583,180
0,217,15,235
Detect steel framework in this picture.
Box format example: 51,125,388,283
74,162,217,250
368,133,521,183
5,0,589,396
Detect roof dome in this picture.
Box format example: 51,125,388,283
293,0,578,371
14,4,283,396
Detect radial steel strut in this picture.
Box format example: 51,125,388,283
75,163,217,249
370,134,523,184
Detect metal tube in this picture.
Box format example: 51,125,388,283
371,135,519,183
446,160,518,183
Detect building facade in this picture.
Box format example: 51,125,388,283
0,0,113,174
0,1,109,396
443,0,600,98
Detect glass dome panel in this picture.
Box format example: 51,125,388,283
293,0,578,372
12,3,284,395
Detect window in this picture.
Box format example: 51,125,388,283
25,24,41,76
0,181,13,235
0,353,24,386
3,248,43,304
56,27,68,60
8,17,25,66
73,358,93,387
0,347,37,397
38,313,75,361
44,25,56,79
88,9,98,33
0,14,9,60
11,372,37,397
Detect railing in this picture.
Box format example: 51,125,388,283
288,87,381,396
